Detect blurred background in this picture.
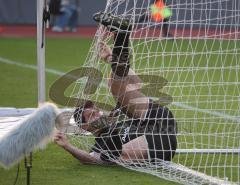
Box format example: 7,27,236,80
0,0,105,25
0,0,239,26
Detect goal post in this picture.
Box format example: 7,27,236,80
37,0,48,105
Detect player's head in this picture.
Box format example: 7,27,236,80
73,101,102,131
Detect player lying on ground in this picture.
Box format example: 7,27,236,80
54,12,177,164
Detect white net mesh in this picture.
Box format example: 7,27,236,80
62,0,240,184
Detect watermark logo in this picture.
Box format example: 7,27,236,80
49,67,173,111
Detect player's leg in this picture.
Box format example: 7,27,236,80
94,12,149,118
121,135,177,162
99,42,142,89
110,30,150,118
110,74,149,118
120,135,149,161
110,32,149,118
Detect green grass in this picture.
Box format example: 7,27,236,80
0,144,177,185
0,37,180,185
0,37,92,107
0,37,239,184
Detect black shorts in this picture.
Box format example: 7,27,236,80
144,101,177,162
145,134,177,162
94,101,177,163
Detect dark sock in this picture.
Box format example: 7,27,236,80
111,32,130,78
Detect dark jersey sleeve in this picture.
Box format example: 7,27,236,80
91,127,123,162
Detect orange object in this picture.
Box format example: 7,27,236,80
150,0,172,22
155,0,165,8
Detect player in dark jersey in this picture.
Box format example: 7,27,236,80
54,12,177,164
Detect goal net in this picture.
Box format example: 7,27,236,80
59,0,240,184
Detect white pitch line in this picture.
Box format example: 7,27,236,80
172,102,240,122
0,56,239,122
0,56,65,76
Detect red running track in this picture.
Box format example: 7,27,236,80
0,25,239,40
0,25,97,38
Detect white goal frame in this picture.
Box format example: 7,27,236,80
36,0,240,155
36,0,240,184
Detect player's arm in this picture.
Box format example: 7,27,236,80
54,132,100,164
